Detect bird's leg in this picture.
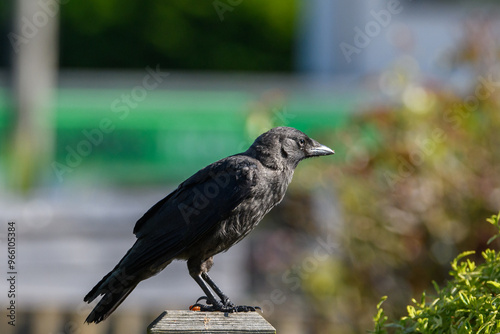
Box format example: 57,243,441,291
200,273,261,313
188,258,260,312
201,272,233,307
191,274,224,310
188,258,223,310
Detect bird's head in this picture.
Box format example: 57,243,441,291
247,127,334,169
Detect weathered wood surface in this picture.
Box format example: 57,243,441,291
148,310,276,334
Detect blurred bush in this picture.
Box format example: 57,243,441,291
301,19,500,333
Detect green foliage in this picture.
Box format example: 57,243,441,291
372,213,500,334
59,0,295,70
487,213,500,245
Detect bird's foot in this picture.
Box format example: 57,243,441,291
228,305,262,312
217,297,261,313
189,296,261,313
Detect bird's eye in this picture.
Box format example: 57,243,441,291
298,139,305,146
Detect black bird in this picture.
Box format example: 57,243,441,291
84,126,334,324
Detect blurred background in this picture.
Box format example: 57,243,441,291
1,1,500,333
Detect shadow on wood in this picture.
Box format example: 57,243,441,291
148,310,276,334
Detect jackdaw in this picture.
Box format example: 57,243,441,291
84,126,334,323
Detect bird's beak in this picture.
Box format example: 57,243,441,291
307,141,335,157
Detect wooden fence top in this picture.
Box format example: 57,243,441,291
147,310,276,334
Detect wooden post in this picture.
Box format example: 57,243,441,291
148,310,276,334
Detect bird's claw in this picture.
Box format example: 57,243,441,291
195,296,210,305
231,305,262,312
189,296,261,313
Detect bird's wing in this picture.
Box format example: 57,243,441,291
124,155,259,272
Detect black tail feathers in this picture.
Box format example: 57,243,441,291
84,269,137,324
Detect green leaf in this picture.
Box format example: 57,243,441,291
487,234,499,245
487,280,500,290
